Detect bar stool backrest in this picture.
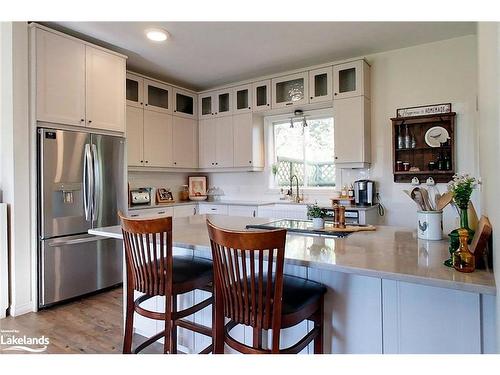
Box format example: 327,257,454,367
206,219,287,331
119,212,173,297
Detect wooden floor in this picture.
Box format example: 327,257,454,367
0,287,163,354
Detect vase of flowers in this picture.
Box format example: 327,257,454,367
307,203,327,230
444,173,477,267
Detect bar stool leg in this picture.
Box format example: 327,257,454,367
163,295,172,354
253,327,262,349
170,296,177,354
122,286,134,354
213,288,225,354
313,295,325,354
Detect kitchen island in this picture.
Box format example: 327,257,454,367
90,215,496,354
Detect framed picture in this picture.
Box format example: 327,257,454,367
156,188,174,204
188,176,207,197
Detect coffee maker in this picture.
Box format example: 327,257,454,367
354,180,375,206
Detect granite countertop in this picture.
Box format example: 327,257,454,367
90,215,496,295
129,199,379,211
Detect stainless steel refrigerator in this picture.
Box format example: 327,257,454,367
37,128,125,308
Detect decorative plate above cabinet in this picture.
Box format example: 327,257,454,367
271,72,309,108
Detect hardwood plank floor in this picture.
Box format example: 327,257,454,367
0,287,163,354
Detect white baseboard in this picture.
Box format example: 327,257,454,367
9,301,35,316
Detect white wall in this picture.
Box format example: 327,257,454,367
0,22,32,316
477,22,500,352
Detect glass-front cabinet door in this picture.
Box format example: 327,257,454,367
173,88,197,118
252,80,271,112
271,72,309,108
143,79,172,114
126,73,144,108
215,89,233,117
309,67,333,103
333,60,369,100
233,84,253,114
198,92,215,119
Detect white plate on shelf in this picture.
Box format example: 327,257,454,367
189,195,208,201
425,126,450,147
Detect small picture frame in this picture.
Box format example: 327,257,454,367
188,176,208,197
156,188,174,204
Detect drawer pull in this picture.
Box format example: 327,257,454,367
130,214,139,217
158,211,165,214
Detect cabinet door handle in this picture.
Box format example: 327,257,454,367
157,211,165,215
88,120,92,124
145,160,149,163
334,93,338,96
215,162,218,165
145,103,148,106
248,107,251,109
140,102,143,105
80,118,85,122
286,102,293,106
335,156,338,160
140,160,143,163
310,96,314,99
130,214,139,217
193,207,197,215
174,162,177,165
267,104,270,106
253,210,256,217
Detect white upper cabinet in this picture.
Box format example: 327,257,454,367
233,84,253,114
333,60,370,100
309,66,333,103
144,79,172,114
173,88,197,119
143,111,173,167
334,96,371,165
35,28,86,127
85,46,126,132
198,118,217,168
198,117,234,169
215,89,233,117
233,113,263,168
34,26,126,132
215,116,234,167
126,73,144,108
198,92,215,119
126,105,144,167
272,72,309,108
172,117,198,168
252,80,271,111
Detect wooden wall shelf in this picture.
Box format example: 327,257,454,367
391,112,456,183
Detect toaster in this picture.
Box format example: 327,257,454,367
130,188,152,206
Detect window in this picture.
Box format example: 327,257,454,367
272,116,335,188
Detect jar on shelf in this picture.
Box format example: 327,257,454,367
179,185,189,201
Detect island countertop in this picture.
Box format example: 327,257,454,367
89,215,496,295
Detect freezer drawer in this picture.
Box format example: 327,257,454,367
39,234,122,307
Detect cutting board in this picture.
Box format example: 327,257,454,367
321,225,376,233
470,216,492,269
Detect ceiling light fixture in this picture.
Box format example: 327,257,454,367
145,28,169,42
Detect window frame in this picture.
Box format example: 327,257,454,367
264,108,335,193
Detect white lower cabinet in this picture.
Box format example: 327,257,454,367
128,207,174,218
257,204,308,220
198,204,228,215
173,204,198,218
227,205,257,217
381,280,487,354
307,270,383,354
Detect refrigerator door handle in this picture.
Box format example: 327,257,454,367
83,144,94,221
47,235,107,247
91,143,100,223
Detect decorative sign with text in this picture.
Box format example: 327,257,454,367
396,103,452,118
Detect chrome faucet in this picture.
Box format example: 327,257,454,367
288,174,303,203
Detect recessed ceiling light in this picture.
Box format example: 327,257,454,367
145,28,169,42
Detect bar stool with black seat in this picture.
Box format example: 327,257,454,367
119,212,213,354
207,219,327,354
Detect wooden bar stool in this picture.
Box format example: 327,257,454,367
119,212,213,354
207,219,327,354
